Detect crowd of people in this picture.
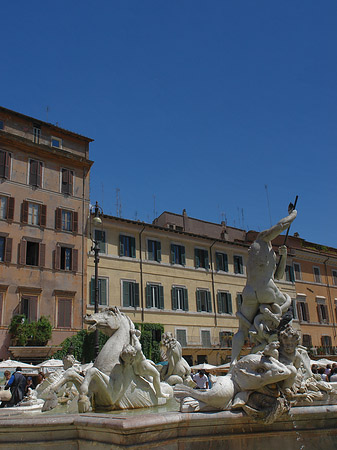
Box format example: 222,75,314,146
0,367,45,408
311,363,337,382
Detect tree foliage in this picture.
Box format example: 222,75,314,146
53,330,109,363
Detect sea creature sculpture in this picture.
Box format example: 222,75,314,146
159,332,193,385
174,353,292,413
44,307,172,413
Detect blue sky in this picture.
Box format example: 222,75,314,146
1,1,336,246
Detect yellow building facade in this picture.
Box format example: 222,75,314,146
87,212,297,365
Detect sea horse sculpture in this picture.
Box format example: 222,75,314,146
44,307,172,412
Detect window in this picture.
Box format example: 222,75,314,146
0,150,11,179
296,299,310,322
219,331,233,348
29,159,43,187
170,244,185,265
302,334,312,348
176,329,187,347
54,245,78,272
171,286,188,311
95,229,106,253
294,263,302,281
195,248,209,269
21,296,38,323
119,235,136,257
51,136,62,148
201,330,211,347
20,239,45,267
146,283,164,309
217,292,232,314
122,280,139,307
216,252,228,272
61,168,73,195
317,300,329,324
0,120,3,130
0,236,12,263
57,298,72,328
233,255,244,274
0,196,14,221
313,266,321,283
33,126,41,144
332,270,337,286
90,277,108,306
147,239,161,262
321,335,332,351
196,289,212,312
21,201,46,227
0,292,3,325
55,208,78,233
285,265,295,282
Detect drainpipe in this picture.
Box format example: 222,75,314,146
139,226,146,322
81,167,87,330
209,240,217,327
323,257,337,339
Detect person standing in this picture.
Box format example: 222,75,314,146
192,370,209,389
4,367,27,407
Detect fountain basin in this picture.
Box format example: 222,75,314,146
0,405,336,449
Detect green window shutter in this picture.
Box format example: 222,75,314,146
119,235,124,256
90,279,95,305
196,290,201,312
170,245,175,264
159,285,164,309
123,281,130,307
226,293,232,314
217,292,223,314
205,251,209,269
290,266,295,282
172,287,178,310
131,237,136,258
206,291,212,312
146,285,152,308
134,283,140,307
100,279,107,305
183,288,189,311
181,246,186,265
148,240,153,260
224,254,228,272
216,252,220,270
195,249,200,268
156,241,161,262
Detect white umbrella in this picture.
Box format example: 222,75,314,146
312,358,336,367
39,359,64,374
215,362,231,371
190,363,217,371
0,360,39,374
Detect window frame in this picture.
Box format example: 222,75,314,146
20,295,38,323
33,126,41,144
0,235,12,263
194,247,209,269
60,168,74,195
215,251,228,272
121,279,140,308
170,243,186,266
56,297,73,329
51,136,62,149
332,270,337,286
200,329,211,348
293,262,302,281
119,234,136,258
0,150,11,179
0,195,14,221
90,276,108,306
233,254,244,274
175,328,188,347
196,289,212,313
313,266,322,283
146,283,164,309
94,229,106,254
171,285,188,311
147,239,161,262
217,291,233,314
28,158,43,188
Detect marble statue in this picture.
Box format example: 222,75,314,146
174,203,337,423
158,332,193,386
43,307,172,413
231,204,297,364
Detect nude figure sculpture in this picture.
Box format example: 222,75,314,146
231,204,297,365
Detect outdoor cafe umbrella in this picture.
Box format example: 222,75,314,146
190,363,217,371
0,359,39,374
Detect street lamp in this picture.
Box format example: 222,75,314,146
91,201,103,359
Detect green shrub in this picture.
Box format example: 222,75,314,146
9,315,52,346
53,330,109,363
135,323,164,363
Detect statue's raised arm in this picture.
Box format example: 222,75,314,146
257,204,297,243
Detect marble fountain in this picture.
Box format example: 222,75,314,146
0,205,337,449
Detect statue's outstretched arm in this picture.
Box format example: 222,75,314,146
258,209,297,243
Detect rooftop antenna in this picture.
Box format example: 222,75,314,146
116,188,122,218
241,208,245,230
153,195,157,220
46,106,49,122
101,183,104,212
265,184,272,227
